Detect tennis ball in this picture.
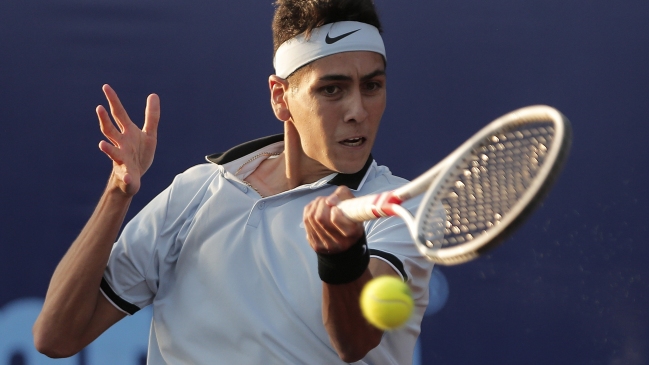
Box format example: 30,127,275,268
360,276,414,330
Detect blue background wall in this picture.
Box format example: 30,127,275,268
1,0,648,364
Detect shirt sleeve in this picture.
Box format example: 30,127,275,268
358,164,435,294
101,164,220,315
364,195,434,294
362,196,436,365
355,167,436,315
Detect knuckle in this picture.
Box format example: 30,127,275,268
313,211,330,225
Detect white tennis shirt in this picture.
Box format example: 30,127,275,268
101,134,434,364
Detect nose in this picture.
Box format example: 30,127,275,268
343,88,369,123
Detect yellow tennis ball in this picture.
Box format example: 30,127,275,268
360,276,414,330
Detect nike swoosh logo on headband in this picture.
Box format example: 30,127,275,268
325,29,361,44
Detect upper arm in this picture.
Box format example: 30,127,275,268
368,257,401,278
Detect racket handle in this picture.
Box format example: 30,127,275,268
337,193,395,222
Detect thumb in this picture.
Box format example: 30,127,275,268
326,186,354,206
143,93,160,137
325,194,341,207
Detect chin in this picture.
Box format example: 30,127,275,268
331,158,368,175
320,145,372,174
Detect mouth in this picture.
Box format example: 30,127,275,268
339,137,366,147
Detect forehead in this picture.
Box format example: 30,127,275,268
303,51,386,80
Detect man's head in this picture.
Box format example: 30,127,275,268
272,0,383,83
269,0,387,176
272,0,382,54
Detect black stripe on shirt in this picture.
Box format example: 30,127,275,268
205,133,373,190
205,134,285,164
100,277,141,315
369,249,408,281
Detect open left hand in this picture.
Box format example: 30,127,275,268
96,84,160,196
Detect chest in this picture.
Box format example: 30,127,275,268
161,177,332,322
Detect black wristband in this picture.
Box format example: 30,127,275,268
317,235,370,285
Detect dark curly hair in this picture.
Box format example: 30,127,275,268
272,0,382,54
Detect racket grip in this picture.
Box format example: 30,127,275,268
337,193,390,222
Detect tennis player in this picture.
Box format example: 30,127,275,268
34,0,434,363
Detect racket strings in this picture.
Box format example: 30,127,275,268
421,121,556,248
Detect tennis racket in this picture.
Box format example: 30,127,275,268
337,105,572,265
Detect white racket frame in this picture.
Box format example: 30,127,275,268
337,105,570,265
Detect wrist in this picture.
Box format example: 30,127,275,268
105,174,136,200
317,235,370,285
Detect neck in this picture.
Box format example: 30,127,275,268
245,122,336,197
283,120,335,188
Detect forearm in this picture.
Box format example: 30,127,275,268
34,176,132,352
304,188,394,361
322,268,383,363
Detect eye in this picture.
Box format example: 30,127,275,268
364,81,383,92
322,85,340,95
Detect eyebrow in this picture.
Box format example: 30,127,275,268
318,69,386,82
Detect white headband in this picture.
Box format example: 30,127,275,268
273,21,386,79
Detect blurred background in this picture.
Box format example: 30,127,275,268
1,0,647,364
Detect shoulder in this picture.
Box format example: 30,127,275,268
358,161,409,194
171,163,222,188
159,163,223,209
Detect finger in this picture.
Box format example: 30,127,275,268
310,199,348,251
308,223,338,253
143,93,160,137
315,203,343,240
98,140,124,165
305,226,328,253
102,84,132,132
324,194,340,207
307,218,337,251
325,187,361,235
327,186,355,204
330,206,364,238
304,200,334,252
96,105,121,146
321,192,366,246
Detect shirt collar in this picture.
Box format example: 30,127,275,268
205,134,373,190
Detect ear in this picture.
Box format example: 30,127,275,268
269,75,291,122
